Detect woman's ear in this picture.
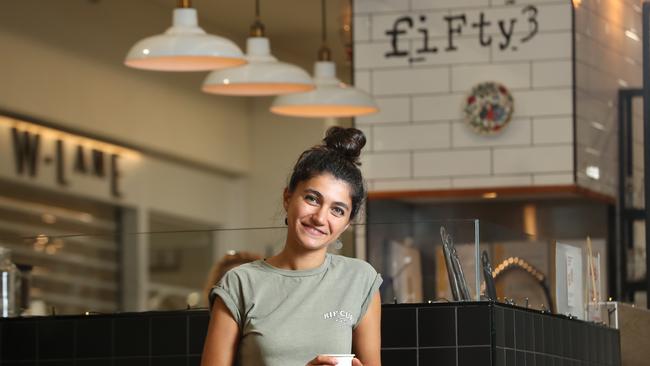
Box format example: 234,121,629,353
282,188,290,210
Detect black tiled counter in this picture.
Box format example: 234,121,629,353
0,302,620,366
381,302,621,366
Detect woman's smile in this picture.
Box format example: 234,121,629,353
300,221,328,236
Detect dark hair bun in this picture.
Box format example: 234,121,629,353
323,127,366,165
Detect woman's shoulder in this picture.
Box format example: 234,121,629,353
220,260,266,281
329,254,378,275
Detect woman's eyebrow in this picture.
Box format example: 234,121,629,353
304,188,323,198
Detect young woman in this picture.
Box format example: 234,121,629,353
201,127,382,366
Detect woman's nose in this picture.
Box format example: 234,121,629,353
311,207,327,225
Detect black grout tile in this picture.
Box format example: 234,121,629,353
188,315,209,355
2,321,36,361
458,346,490,366
76,318,113,358
76,360,112,366
587,323,596,363
534,314,544,354
516,351,525,366
115,357,150,366
151,356,187,366
514,311,526,351
524,311,534,352
526,351,535,366
188,355,202,366
504,309,515,348
381,307,417,348
505,349,515,366
495,307,505,347
418,306,455,347
494,347,505,366
381,349,417,366
38,319,74,360
0,307,624,366
151,316,187,356
457,305,490,346
114,317,150,357
419,347,455,366
597,326,605,364
543,317,553,355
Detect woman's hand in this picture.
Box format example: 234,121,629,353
306,356,364,365
306,355,338,365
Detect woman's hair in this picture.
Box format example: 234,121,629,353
288,126,367,220
203,251,261,307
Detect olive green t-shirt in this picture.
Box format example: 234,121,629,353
210,254,382,366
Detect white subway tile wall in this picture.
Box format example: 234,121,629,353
353,0,574,192
451,63,531,92
356,97,411,124
532,173,575,185
414,149,492,177
532,117,573,144
354,71,371,93
411,0,490,11
372,66,450,95
354,0,410,13
532,60,572,88
373,123,451,151
452,175,532,188
452,118,532,148
373,178,452,192
361,152,411,179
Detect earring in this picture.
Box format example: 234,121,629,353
333,239,343,250
284,217,288,225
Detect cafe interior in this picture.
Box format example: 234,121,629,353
0,1,648,365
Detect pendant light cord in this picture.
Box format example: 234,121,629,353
318,0,332,61
250,0,265,36
321,0,327,44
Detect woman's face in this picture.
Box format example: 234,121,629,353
283,173,353,253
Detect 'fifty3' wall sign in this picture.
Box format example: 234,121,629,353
354,0,574,192
385,4,539,64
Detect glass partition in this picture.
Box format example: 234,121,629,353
0,218,593,316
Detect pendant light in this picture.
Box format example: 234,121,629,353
124,0,246,72
270,0,378,118
202,0,314,96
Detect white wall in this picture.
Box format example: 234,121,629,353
353,0,575,192
0,0,338,310
0,0,251,175
241,98,334,255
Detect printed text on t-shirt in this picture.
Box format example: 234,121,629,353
323,310,355,326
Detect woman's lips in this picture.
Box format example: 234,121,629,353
301,222,327,236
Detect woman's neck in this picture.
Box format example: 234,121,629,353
266,246,328,270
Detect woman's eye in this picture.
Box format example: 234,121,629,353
305,194,318,204
332,207,345,217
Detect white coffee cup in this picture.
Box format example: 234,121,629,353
323,354,355,366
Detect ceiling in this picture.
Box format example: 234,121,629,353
150,0,353,80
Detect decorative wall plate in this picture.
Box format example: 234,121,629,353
463,82,514,135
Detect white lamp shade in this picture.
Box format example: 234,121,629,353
202,37,314,96
125,8,246,71
270,61,378,118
